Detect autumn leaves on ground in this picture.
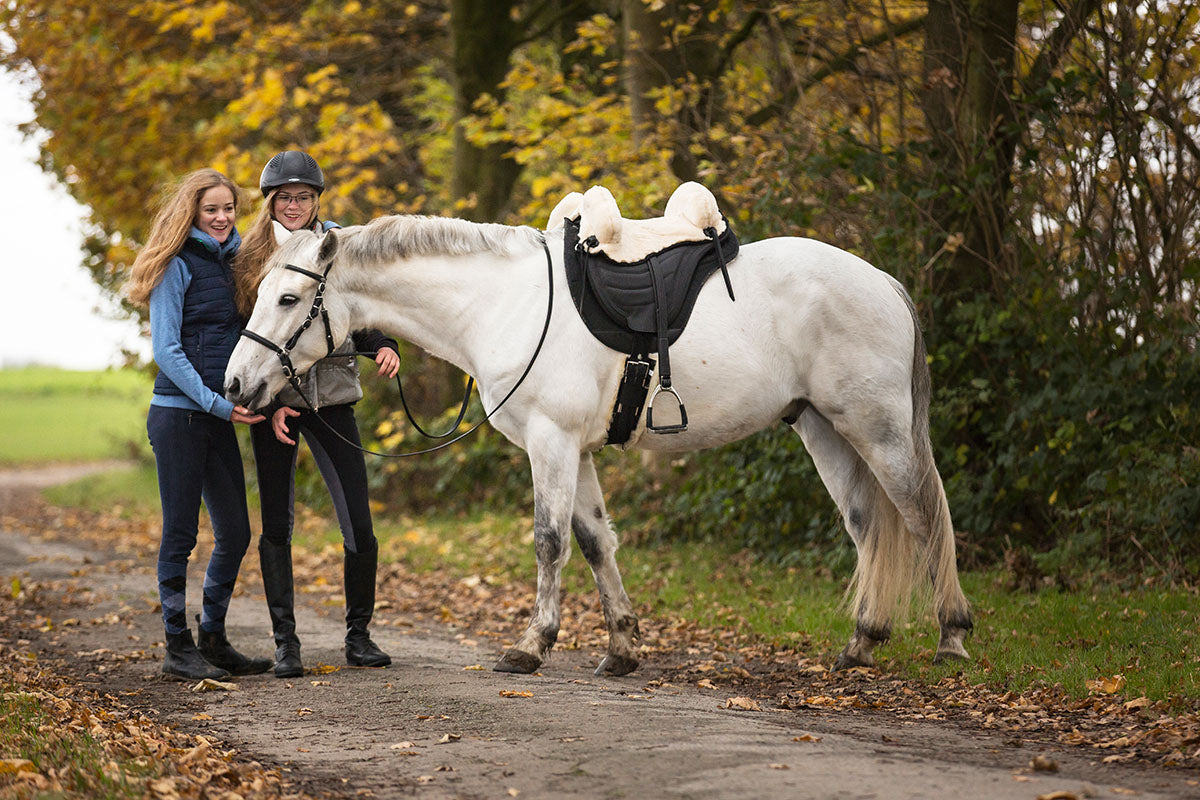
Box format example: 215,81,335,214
1,462,1199,798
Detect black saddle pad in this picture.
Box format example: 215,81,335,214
562,216,739,354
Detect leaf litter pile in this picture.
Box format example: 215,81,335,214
2,495,1199,796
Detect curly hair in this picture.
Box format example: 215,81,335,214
126,169,240,307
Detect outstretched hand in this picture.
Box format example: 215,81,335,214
231,405,266,425
375,347,400,378
273,406,301,445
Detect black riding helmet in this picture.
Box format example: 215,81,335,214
259,151,325,197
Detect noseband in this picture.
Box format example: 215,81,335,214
239,263,337,382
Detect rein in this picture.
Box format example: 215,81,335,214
238,238,555,458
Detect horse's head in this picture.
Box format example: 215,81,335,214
225,229,346,410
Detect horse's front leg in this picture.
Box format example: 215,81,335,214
571,453,640,676
494,422,580,674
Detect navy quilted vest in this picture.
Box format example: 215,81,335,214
152,232,243,397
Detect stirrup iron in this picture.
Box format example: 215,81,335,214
646,384,688,434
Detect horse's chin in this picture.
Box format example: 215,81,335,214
225,378,274,413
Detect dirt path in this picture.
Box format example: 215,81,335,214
1,467,1198,799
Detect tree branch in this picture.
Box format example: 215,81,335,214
513,0,591,49
712,9,765,80
745,13,926,128
1017,0,1103,102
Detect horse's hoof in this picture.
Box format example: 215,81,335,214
593,654,638,677
932,649,969,665
494,649,542,674
832,649,875,671
934,626,971,664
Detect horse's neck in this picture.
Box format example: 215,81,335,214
337,248,543,378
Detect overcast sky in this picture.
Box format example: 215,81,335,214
0,70,148,370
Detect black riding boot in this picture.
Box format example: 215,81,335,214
196,616,272,676
344,545,391,667
163,629,230,681
260,539,303,678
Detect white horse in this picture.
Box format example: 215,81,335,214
224,214,973,676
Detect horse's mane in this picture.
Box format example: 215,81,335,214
338,215,543,266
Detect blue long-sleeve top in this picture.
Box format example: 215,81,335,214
149,228,239,420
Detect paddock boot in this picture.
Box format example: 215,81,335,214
260,540,303,679
162,630,230,681
196,616,272,676
343,545,391,667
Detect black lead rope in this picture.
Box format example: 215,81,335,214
241,238,555,458
334,350,476,440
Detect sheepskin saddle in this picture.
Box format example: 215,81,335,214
548,182,739,441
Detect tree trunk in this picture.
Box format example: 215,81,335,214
920,0,1020,300
621,0,727,184
450,0,523,221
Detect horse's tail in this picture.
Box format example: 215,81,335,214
887,281,968,629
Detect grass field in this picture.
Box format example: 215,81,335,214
0,367,151,464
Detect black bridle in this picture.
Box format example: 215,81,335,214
240,263,338,380
237,238,555,458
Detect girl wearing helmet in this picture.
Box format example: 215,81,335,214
235,151,400,678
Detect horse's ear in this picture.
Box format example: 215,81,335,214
318,228,339,265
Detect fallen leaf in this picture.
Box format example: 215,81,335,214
769,763,790,770
1030,754,1059,772
436,733,461,744
1085,674,1126,695
147,777,178,796
191,678,238,692
1035,792,1077,800
179,742,211,764
697,679,717,690
192,713,212,721
310,680,331,686
507,790,519,797
463,664,486,671
296,708,313,717
500,690,533,698
391,741,417,749
792,734,822,742
724,696,762,711
0,759,35,775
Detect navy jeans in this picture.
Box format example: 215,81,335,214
250,403,376,554
147,405,252,635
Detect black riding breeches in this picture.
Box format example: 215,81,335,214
250,403,377,554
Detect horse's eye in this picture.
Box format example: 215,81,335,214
279,294,299,307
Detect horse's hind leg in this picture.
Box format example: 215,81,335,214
858,436,973,664
795,411,914,669
494,422,580,674
571,453,640,676
812,409,973,667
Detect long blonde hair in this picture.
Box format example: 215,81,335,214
233,188,321,317
127,169,241,307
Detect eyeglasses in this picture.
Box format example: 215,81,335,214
275,192,316,208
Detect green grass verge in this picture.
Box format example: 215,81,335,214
0,367,151,464
43,463,162,518
0,685,158,798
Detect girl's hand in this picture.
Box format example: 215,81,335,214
272,406,301,445
375,347,400,378
232,405,266,425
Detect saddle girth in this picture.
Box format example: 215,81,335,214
562,217,739,445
